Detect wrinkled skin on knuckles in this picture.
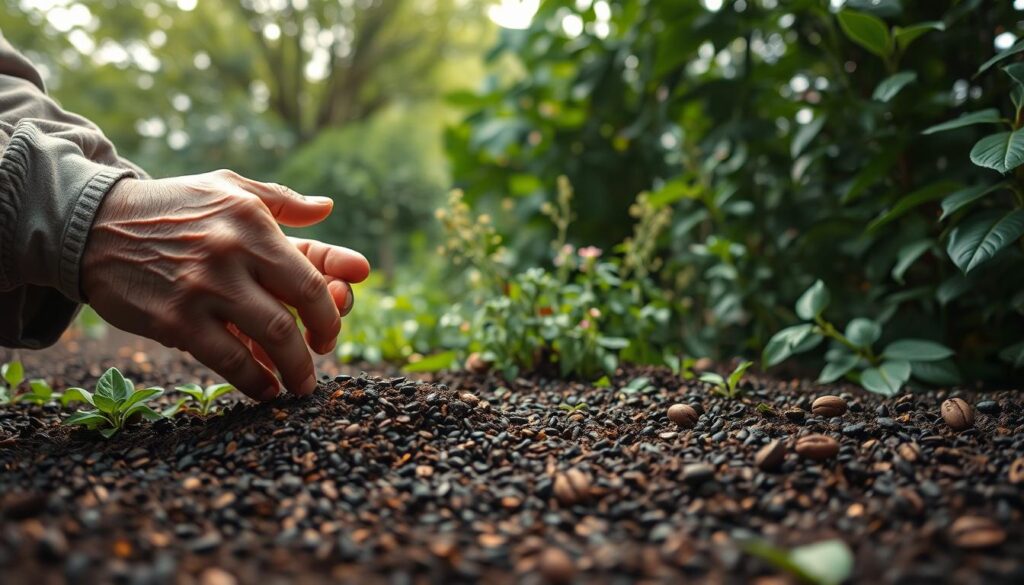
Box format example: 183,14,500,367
82,169,370,401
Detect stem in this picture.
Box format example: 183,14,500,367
814,317,879,365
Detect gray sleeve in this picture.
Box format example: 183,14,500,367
0,38,141,348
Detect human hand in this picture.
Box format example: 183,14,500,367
81,170,370,400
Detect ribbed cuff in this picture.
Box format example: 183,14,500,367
58,167,133,302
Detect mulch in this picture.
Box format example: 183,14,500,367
0,332,1022,584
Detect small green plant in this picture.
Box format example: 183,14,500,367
18,379,63,406
763,280,956,396
64,368,164,438
699,360,753,399
743,538,853,585
0,361,24,404
557,402,589,413
173,383,235,416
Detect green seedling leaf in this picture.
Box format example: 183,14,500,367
940,183,1004,221
977,39,1024,75
175,383,205,400
125,403,163,421
819,353,859,384
947,209,1024,273
205,383,234,401
795,280,830,320
402,350,458,373
596,336,630,350
922,109,1002,135
64,411,110,429
788,539,855,585
837,9,893,59
970,130,1024,173
162,398,188,418
882,339,954,361
844,318,881,347
763,324,823,368
861,360,911,396
62,387,94,407
99,428,119,439
2,361,24,388
699,372,726,387
593,375,612,388
873,71,916,102
121,387,163,412
93,394,118,413
727,361,753,392
96,367,131,402
791,115,826,158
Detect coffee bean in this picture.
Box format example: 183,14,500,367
940,398,974,431
459,392,480,406
682,463,715,484
754,440,786,471
811,395,847,418
199,567,238,585
897,442,921,463
667,404,699,428
552,469,591,506
783,408,805,423
465,352,491,374
949,516,1006,549
975,400,999,415
794,434,839,461
1009,457,1024,485
538,547,576,584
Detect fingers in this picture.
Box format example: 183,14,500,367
227,323,275,371
288,237,371,283
186,323,280,402
327,279,355,316
220,287,318,397
231,175,334,227
254,243,342,355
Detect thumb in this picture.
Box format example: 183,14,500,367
238,178,333,227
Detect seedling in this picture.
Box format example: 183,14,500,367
173,383,235,416
618,376,654,395
699,360,753,399
18,379,62,406
64,367,164,438
0,361,24,404
557,402,589,413
742,538,853,585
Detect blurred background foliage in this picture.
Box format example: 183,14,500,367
5,0,1024,387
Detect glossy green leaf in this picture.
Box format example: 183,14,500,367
727,361,753,391
819,353,858,384
62,387,94,407
788,540,855,585
940,183,1003,220
64,411,110,428
977,39,1024,75
910,359,962,385
791,115,826,158
699,372,725,387
175,384,205,400
947,209,1024,273
93,394,118,413
872,71,916,102
883,339,954,361
867,180,959,232
893,21,944,51
837,10,893,59
891,240,932,284
795,280,830,320
96,367,130,401
970,130,1024,173
205,383,235,401
28,379,53,400
1003,63,1024,87
861,360,911,396
120,387,163,412
762,324,822,368
921,109,1002,135
845,318,882,347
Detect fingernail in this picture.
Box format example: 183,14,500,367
341,283,355,316
300,374,317,396
307,196,333,206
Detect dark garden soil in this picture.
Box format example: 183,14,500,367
1,332,1023,584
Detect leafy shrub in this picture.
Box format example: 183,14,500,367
64,368,165,438
446,1,1024,386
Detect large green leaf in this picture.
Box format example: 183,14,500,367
947,209,1024,273
892,240,932,284
845,318,881,347
882,339,954,361
837,10,893,59
861,360,911,396
970,131,1024,173
795,280,830,320
910,360,962,386
403,351,459,373
819,353,859,384
921,109,1002,135
940,183,1003,221
1003,63,1024,87
96,367,131,402
791,116,826,158
120,387,163,413
872,71,916,102
977,39,1024,75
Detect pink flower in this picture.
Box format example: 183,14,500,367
588,308,601,318
578,246,603,259
579,319,591,330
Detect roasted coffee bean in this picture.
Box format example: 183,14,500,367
811,395,847,418
682,463,715,484
783,408,806,423
1009,457,1024,485
949,516,1006,549
794,434,839,461
941,398,974,431
754,440,786,471
897,442,921,463
538,547,576,584
667,404,699,428
552,469,591,506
